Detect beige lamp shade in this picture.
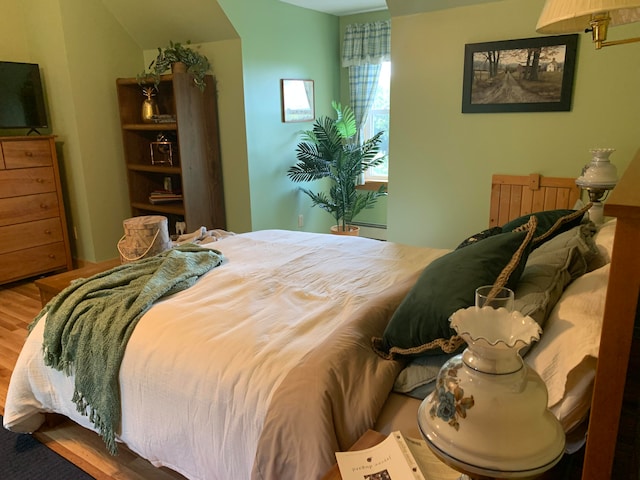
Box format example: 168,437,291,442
537,0,640,33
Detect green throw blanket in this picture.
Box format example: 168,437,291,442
30,244,224,455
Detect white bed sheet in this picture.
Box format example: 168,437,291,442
4,229,447,480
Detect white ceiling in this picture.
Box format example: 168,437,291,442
279,0,387,16
279,0,505,17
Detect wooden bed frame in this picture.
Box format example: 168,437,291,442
491,156,640,478
489,173,581,227
583,149,640,479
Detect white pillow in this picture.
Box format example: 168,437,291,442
525,262,609,424
593,218,616,265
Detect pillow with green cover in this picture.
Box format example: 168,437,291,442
390,221,600,399
372,225,535,359
455,226,503,249
514,222,599,329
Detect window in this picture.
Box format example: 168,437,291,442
361,61,390,182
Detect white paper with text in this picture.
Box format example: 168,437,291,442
336,431,426,480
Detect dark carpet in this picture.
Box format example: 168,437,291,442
1,416,94,479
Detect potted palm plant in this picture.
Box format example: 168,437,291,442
138,40,211,92
287,101,387,235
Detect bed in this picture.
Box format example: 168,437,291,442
3,157,639,480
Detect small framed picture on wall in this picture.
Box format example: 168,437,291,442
281,79,315,122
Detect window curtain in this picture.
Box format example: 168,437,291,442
341,20,391,140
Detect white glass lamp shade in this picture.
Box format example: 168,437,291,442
576,148,618,189
418,307,565,478
537,0,640,33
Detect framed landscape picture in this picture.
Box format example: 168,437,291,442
462,34,578,113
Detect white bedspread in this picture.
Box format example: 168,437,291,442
4,229,446,480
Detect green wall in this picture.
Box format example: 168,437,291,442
218,0,341,234
3,0,639,263
388,0,640,248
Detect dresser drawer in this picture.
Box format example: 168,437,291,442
0,167,56,199
0,192,59,227
0,242,68,284
0,218,64,255
1,139,53,168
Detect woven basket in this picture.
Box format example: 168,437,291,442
117,215,172,264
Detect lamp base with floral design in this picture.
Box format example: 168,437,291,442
417,306,565,479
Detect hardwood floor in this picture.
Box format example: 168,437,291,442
0,279,185,480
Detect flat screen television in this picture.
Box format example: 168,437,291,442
0,61,49,131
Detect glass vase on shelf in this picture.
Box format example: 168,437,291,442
417,288,565,479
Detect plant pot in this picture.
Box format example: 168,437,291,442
330,225,360,236
171,61,187,74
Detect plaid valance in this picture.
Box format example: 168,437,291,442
342,20,391,67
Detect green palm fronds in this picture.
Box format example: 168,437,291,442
287,101,387,231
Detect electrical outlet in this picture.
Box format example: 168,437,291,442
298,214,304,227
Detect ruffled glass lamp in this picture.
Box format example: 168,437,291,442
417,306,565,479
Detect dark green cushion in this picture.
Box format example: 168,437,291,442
455,226,503,249
373,229,534,358
514,222,598,331
502,204,590,247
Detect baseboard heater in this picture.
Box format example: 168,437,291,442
350,221,387,241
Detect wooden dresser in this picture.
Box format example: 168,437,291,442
0,135,73,285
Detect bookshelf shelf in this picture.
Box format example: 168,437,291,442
116,73,226,234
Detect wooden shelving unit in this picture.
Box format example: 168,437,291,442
115,73,225,235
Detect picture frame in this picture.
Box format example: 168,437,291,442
281,79,315,122
461,34,578,113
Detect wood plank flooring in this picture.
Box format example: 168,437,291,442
0,279,185,480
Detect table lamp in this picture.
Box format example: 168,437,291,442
536,0,640,49
575,148,618,224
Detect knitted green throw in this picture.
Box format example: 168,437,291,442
30,244,224,455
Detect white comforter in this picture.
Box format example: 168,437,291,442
4,229,446,480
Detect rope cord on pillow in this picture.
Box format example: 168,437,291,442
371,335,465,360
511,203,591,246
487,215,537,301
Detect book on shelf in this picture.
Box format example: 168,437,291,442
148,190,183,204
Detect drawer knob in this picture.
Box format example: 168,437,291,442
40,203,48,209
48,254,56,259
36,178,45,183
25,151,33,157
44,229,52,235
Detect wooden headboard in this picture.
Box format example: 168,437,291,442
489,173,581,226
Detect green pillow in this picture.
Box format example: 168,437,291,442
455,226,503,249
514,222,599,330
502,204,590,247
372,228,534,358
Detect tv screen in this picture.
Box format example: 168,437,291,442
0,61,48,130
